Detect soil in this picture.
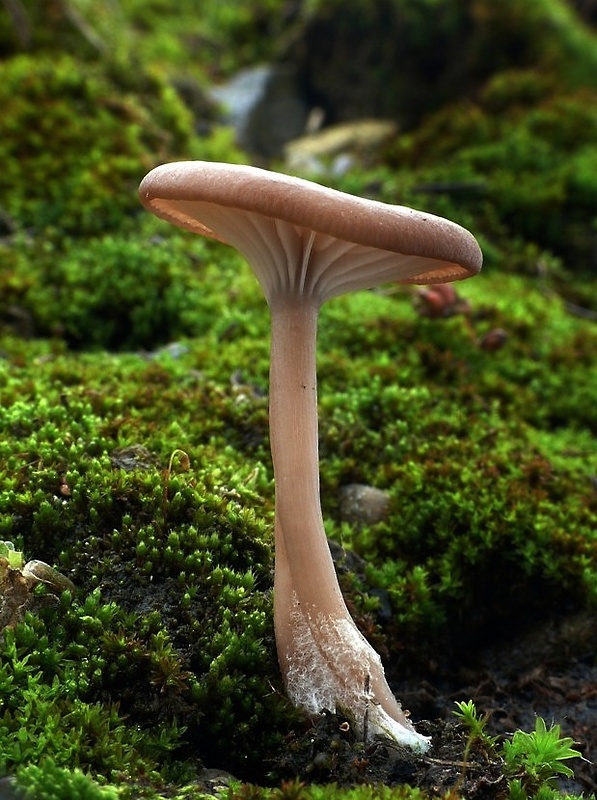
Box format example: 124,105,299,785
268,611,596,797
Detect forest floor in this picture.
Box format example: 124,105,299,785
255,611,596,797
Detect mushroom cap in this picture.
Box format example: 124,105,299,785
139,161,482,301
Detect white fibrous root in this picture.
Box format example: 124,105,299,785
282,594,430,752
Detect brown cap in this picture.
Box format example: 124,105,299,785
139,161,482,301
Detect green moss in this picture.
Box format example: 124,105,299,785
16,758,119,800
377,71,597,276
1,217,596,800
313,284,596,654
0,265,595,789
0,1,125,61
0,53,192,235
0,225,267,349
2,233,205,349
223,782,430,800
143,0,289,75
0,612,183,776
0,341,298,781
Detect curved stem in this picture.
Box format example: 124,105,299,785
269,296,344,617
268,295,428,750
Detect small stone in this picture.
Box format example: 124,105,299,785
110,444,157,471
284,119,398,175
338,484,390,526
210,64,308,158
22,560,76,592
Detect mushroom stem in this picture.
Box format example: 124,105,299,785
269,295,343,611
269,294,429,751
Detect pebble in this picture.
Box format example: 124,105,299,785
338,483,390,526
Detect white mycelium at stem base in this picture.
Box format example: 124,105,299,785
139,161,483,752
269,293,428,750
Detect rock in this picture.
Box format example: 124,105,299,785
110,444,157,472
284,118,398,175
338,483,390,527
0,776,18,800
478,328,508,351
195,768,238,794
209,64,309,158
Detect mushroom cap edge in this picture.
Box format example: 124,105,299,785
139,161,483,283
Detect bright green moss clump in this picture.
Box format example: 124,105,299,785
0,265,596,795
1,234,204,349
379,70,597,281
0,53,191,236
0,344,295,785
15,759,119,800
0,221,264,349
316,284,597,658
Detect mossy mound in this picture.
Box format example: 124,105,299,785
0,53,192,236
378,71,597,279
0,342,294,783
1,233,210,348
283,0,597,127
1,267,595,795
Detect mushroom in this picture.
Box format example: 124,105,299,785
414,282,471,318
139,161,482,751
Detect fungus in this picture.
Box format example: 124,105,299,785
414,282,471,318
139,161,482,751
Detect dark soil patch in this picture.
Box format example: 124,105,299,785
268,611,596,796
271,713,506,798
